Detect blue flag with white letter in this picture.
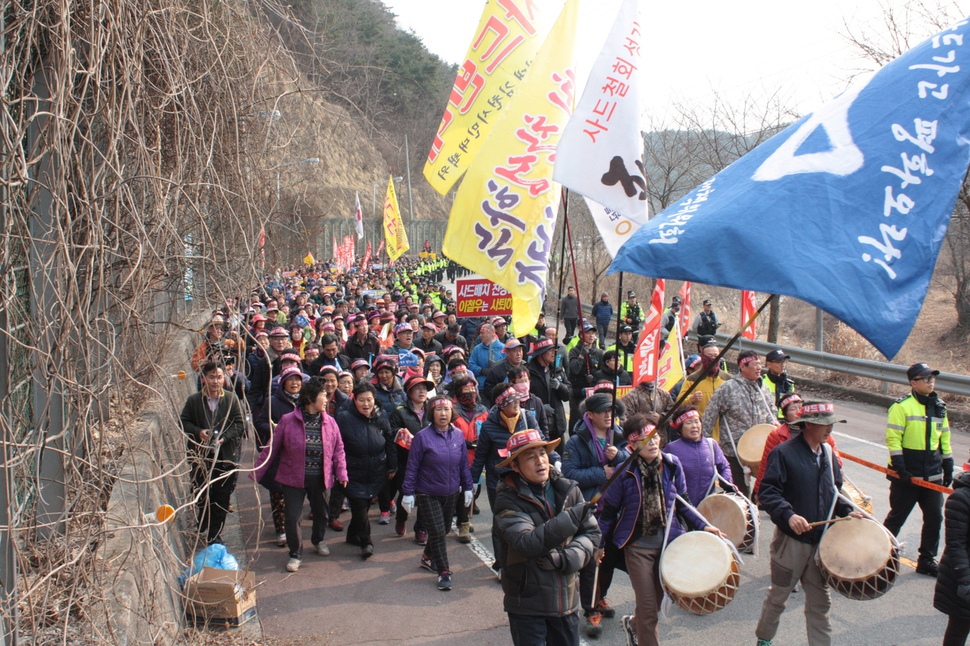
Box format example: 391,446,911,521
610,18,970,359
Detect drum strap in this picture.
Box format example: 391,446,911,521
715,472,760,557
703,439,719,499
675,494,745,567
720,417,751,493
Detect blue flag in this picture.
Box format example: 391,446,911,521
610,18,970,359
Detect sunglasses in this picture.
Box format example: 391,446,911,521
914,375,937,382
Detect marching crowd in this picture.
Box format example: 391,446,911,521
180,254,967,646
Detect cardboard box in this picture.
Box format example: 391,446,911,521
184,567,257,627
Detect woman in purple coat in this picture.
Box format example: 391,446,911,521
597,414,724,646
663,406,735,506
254,377,348,573
401,395,474,592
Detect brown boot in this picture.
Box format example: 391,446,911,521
458,522,471,543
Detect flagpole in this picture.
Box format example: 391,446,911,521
586,294,776,508
563,200,586,328
553,188,570,336
609,271,624,422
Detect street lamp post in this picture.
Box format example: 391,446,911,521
372,176,404,217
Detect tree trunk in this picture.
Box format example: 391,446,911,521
767,294,780,343
957,276,970,330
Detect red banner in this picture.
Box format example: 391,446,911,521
741,290,756,340
677,281,691,337
362,241,372,271
455,277,512,318
632,279,665,385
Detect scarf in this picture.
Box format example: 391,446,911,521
582,413,609,466
281,389,300,407
700,355,720,378
500,410,521,435
636,456,666,537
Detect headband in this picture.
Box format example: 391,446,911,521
494,386,521,409
738,354,759,367
627,424,657,445
431,398,452,410
671,409,700,429
779,393,803,411
799,402,834,416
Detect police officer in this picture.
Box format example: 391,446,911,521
606,325,636,373
762,349,794,420
692,299,721,337
883,362,953,576
619,291,642,331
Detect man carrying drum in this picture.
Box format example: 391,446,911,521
701,350,778,490
755,401,864,646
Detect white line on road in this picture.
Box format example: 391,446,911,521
833,430,886,449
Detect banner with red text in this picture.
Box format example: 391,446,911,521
657,319,685,392
632,278,664,385
678,281,692,335
455,277,513,318
423,0,564,194
383,177,410,261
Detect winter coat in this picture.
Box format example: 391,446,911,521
454,403,489,467
935,471,970,620
335,404,397,499
469,338,506,382
664,436,733,506
252,406,347,490
179,389,244,464
559,294,580,320
374,377,407,415
344,331,381,361
598,452,706,550
568,344,603,393
527,357,571,442
253,389,297,448
402,424,474,497
388,402,426,485
758,433,853,545
591,300,613,326
471,406,541,491
592,366,632,387
561,421,629,503
493,471,600,617
752,423,840,496
701,373,777,456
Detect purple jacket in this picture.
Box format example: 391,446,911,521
402,423,474,497
664,436,733,506
597,452,706,550
252,407,348,489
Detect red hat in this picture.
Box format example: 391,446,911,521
279,366,303,384
528,338,555,358
492,316,507,327
403,374,435,393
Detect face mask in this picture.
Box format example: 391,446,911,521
512,381,530,397
458,391,477,406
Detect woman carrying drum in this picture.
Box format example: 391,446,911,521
664,406,735,506
597,414,725,646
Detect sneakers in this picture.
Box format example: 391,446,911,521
621,615,638,646
584,611,603,637
314,542,330,556
389,500,397,515
378,511,391,525
285,557,301,572
437,571,453,591
594,598,616,619
415,530,428,546
361,544,374,559
328,519,344,532
395,520,407,536
420,554,435,572
458,522,471,544
276,532,287,547
916,558,940,577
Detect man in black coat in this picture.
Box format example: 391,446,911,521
527,338,571,442
755,401,863,646
180,361,245,543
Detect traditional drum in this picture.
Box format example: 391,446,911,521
660,531,740,615
697,492,757,553
736,423,775,470
817,517,899,601
841,480,873,515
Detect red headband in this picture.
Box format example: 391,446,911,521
671,409,699,429
627,424,657,444
738,354,759,367
431,398,452,410
779,393,803,411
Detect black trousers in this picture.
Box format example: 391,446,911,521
944,615,970,646
192,457,237,543
563,318,577,339
328,482,345,519
884,479,943,560
416,492,458,574
347,496,374,548
508,612,579,646
579,540,621,612
281,475,329,559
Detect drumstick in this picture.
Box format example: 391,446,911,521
806,516,852,529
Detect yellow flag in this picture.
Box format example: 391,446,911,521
423,0,564,195
656,321,685,392
442,0,579,335
303,252,315,266
383,177,410,261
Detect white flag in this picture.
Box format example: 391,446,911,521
354,192,364,239
584,196,650,258
554,0,648,224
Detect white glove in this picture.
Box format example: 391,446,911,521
464,490,473,508
402,495,415,514
554,460,562,473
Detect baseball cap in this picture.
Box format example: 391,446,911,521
907,362,940,381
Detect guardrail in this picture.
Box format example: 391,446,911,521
724,334,970,398
570,302,970,397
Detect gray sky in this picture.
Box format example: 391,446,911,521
382,0,955,121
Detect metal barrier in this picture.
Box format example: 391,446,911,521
722,334,970,398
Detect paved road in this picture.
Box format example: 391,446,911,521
228,393,964,645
